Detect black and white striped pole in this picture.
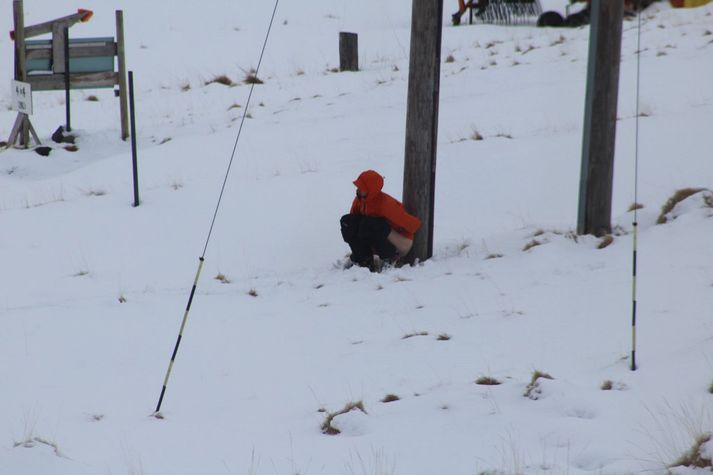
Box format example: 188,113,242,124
154,257,205,415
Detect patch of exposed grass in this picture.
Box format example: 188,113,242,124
495,132,513,139
402,331,428,339
598,235,614,249
601,380,614,390
64,145,78,152
381,394,400,403
671,433,712,470
227,103,242,111
180,82,191,92
628,202,644,212
244,69,263,84
436,333,451,341
206,74,234,86
248,288,258,297
321,401,366,435
657,188,706,224
524,370,553,399
485,253,503,260
522,239,541,252
475,376,502,386
86,95,99,102
470,128,484,141
118,295,127,304
445,54,455,63
214,273,231,284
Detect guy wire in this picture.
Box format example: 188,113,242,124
631,0,643,371
153,0,280,415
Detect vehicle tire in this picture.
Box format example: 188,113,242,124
537,11,564,27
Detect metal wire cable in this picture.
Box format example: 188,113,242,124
154,0,280,415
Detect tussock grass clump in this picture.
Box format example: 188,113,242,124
470,128,484,141
445,54,455,63
86,95,99,102
598,235,614,249
436,333,451,341
118,295,127,304
524,370,554,399
247,288,258,297
657,187,706,224
485,253,503,260
227,103,242,111
601,380,614,390
381,394,400,403
214,273,231,284
708,380,713,394
628,202,644,212
402,331,428,339
475,376,502,386
671,433,712,470
522,239,541,252
321,401,366,435
206,75,234,86
64,145,78,152
244,69,263,84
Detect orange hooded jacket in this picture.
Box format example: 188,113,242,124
350,170,421,240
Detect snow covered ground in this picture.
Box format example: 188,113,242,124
1,1,713,474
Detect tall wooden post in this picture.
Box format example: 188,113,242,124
403,0,443,263
339,32,359,71
13,0,30,147
116,10,129,141
577,0,624,236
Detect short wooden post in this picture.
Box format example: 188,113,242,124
63,27,72,132
339,32,358,72
402,0,443,263
116,10,129,141
577,0,624,236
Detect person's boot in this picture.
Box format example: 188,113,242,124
451,12,462,25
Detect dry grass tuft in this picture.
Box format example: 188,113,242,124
598,235,614,249
475,376,502,386
445,54,455,63
206,75,234,86
381,394,400,403
227,103,242,111
402,331,429,339
321,401,366,435
64,145,78,152
470,128,484,141
601,380,614,390
485,253,503,260
524,370,554,399
671,433,712,470
180,82,191,92
708,380,713,394
248,288,258,297
436,333,451,341
657,188,706,224
628,202,644,212
118,295,127,304
244,69,263,84
214,273,231,284
522,239,542,252
86,95,99,102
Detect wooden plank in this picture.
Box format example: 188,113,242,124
116,10,129,141
26,43,117,60
27,71,119,91
52,25,66,73
402,0,443,263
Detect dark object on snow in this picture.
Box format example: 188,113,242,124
34,146,52,157
51,126,76,144
565,9,590,27
537,10,565,27
341,214,398,271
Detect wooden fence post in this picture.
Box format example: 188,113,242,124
116,10,129,141
339,32,358,72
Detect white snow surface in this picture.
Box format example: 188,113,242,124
2,1,713,474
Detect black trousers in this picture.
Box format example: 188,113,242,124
340,214,398,266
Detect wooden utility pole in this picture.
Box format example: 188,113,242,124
116,10,129,141
577,0,624,236
403,0,443,263
13,0,30,147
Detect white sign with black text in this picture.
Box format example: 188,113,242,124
11,80,33,115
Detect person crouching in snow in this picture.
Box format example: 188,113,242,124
340,170,421,270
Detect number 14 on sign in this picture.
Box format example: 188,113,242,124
11,80,33,115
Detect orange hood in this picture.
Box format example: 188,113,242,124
353,170,383,202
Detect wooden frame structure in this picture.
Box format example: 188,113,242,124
7,1,129,148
